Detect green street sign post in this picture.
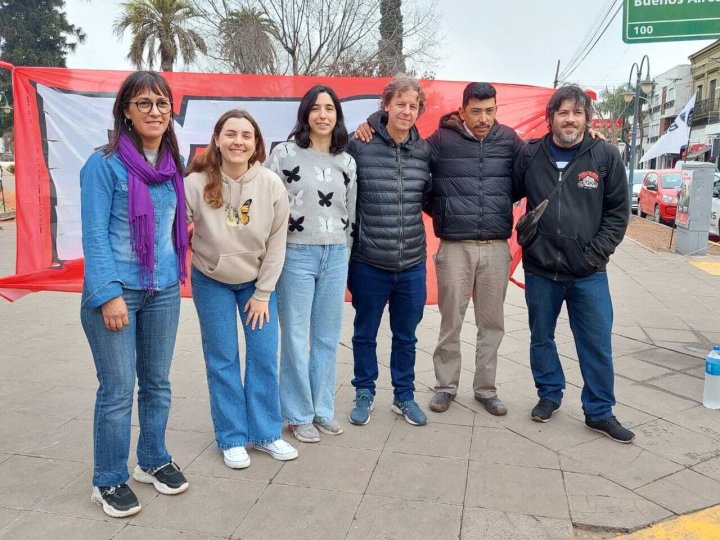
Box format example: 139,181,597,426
623,1,720,44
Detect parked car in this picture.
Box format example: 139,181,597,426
637,169,681,224
625,168,646,211
710,172,720,237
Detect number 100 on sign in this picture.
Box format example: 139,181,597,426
623,0,720,44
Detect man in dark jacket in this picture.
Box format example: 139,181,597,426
346,75,432,427
512,85,634,443
427,83,524,417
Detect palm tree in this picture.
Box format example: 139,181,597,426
219,8,277,74
113,0,207,72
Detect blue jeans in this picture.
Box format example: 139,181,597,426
348,261,426,402
277,244,348,425
191,266,281,448
525,271,615,421
81,283,180,487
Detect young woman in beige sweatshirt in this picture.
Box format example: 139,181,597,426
184,109,296,468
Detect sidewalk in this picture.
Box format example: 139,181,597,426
1,220,720,539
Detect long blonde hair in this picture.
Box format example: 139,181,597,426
186,109,267,209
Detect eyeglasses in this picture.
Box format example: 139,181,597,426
127,99,173,114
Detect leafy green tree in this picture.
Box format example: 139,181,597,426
0,0,86,134
114,0,207,72
378,0,405,76
218,8,276,74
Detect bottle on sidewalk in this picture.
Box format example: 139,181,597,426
702,345,720,410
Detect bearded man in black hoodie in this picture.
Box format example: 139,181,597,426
512,85,634,443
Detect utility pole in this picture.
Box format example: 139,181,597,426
553,60,560,88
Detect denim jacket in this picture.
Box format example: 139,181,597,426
80,151,179,308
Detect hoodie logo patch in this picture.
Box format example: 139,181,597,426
577,171,599,189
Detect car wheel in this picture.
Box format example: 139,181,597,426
654,205,661,223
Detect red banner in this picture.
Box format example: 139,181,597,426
0,66,551,302
591,118,623,130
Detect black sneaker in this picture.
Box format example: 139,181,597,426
586,416,635,443
531,398,560,422
91,483,141,518
133,462,189,495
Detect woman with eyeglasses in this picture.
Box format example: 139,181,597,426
268,85,356,443
80,71,189,518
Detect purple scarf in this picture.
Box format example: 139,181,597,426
117,131,188,291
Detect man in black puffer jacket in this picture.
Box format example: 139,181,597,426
346,75,432,428
428,83,524,417
512,85,634,444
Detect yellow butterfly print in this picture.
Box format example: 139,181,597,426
240,199,252,225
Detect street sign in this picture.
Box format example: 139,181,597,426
623,1,720,44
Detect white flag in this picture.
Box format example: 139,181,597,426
640,94,696,163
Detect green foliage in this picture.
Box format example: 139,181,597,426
378,0,405,76
114,0,207,72
0,0,86,135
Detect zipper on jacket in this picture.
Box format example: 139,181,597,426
479,139,483,236
554,171,563,280
397,145,405,270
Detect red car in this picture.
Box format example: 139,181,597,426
637,169,681,224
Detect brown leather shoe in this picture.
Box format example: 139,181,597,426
429,391,454,413
475,395,508,416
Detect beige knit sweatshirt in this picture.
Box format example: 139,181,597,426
185,162,290,301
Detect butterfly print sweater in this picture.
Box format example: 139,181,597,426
184,162,290,301
268,141,357,248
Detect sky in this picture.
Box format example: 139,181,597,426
63,0,715,93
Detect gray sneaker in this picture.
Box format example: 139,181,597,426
475,395,508,416
290,423,321,443
313,417,344,435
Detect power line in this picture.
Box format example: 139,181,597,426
559,1,623,83
561,0,617,79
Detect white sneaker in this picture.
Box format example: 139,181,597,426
254,439,298,461
223,447,251,469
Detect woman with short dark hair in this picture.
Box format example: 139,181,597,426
80,70,190,518
268,85,357,443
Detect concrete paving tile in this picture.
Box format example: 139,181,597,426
318,409,397,451
0,512,123,540
130,474,263,537
643,328,699,343
664,405,720,441
167,369,207,399
385,421,472,459
564,472,671,530
8,358,99,389
470,426,559,469
166,397,213,433
0,455,88,510
635,469,720,514
559,437,683,490
497,336,531,356
633,419,720,466
647,372,704,402
614,382,697,418
692,455,720,481
347,494,462,540
367,452,467,505
0,411,69,453
11,386,94,419
234,483,360,540
0,508,25,531
273,444,379,493
629,347,703,371
461,507,573,540
184,442,282,483
498,410,602,454
0,380,50,410
22,418,93,463
613,355,674,382
465,462,568,518
114,524,220,539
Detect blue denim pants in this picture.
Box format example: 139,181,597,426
191,266,281,448
277,244,348,425
348,261,426,402
524,271,616,421
81,283,180,487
